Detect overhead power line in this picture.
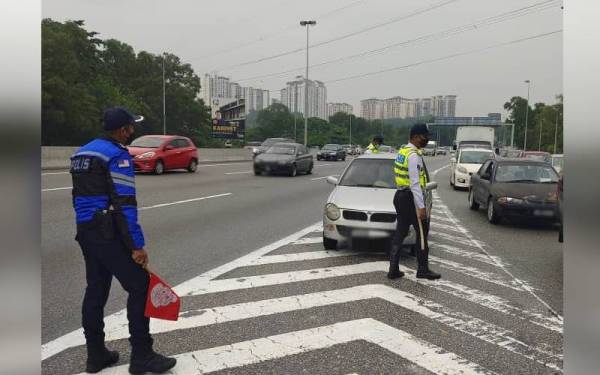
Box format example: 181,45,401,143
324,29,563,85
216,0,460,71
235,0,561,83
198,0,368,60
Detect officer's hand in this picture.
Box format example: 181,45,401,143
132,249,148,266
417,208,427,221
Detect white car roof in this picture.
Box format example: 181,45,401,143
459,148,495,153
355,153,397,160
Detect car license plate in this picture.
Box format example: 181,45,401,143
533,209,554,217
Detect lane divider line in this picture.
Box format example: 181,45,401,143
139,193,232,210
224,171,252,175
41,187,71,192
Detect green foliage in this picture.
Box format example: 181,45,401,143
42,19,211,146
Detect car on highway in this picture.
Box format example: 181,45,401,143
505,149,525,158
252,138,295,158
322,153,437,250
317,144,346,161
522,151,552,163
436,146,448,155
253,142,313,177
557,174,563,242
551,154,564,174
128,135,198,174
450,148,495,190
468,158,559,224
342,144,359,156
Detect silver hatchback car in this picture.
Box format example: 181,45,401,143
322,153,437,250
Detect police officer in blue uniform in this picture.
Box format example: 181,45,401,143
71,107,176,374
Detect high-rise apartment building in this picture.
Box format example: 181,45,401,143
201,73,271,116
243,87,270,112
360,95,457,119
327,102,353,117
360,98,384,120
280,77,328,120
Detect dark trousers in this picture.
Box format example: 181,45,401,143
390,190,431,271
76,226,150,349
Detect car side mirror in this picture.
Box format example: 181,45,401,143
481,172,491,180
326,176,338,185
426,181,438,191
165,145,174,151
453,145,457,151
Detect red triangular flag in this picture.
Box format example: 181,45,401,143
144,272,180,321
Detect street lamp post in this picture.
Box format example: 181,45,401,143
162,53,167,135
523,80,531,151
554,109,559,154
349,115,352,146
300,20,316,147
538,118,543,151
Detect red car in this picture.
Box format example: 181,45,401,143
127,135,199,174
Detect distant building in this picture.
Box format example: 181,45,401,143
360,98,384,120
360,95,456,119
242,87,270,112
219,99,245,121
280,77,327,120
201,73,270,117
327,102,353,117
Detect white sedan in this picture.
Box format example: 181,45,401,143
450,148,495,190
322,153,437,250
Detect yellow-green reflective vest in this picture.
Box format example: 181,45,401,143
366,143,380,154
394,146,427,189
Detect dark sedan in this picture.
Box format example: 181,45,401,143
468,158,559,224
253,143,313,177
317,144,346,161
252,137,295,158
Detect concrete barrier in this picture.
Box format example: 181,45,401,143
42,146,253,170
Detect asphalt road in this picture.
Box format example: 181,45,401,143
42,155,563,374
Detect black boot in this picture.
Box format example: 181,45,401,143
416,249,441,280
387,244,405,279
86,344,119,373
129,339,177,375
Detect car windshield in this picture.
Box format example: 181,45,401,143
130,137,165,148
495,164,559,183
266,146,296,155
262,139,285,147
323,145,338,150
506,150,522,158
339,159,395,189
525,154,551,163
459,150,494,164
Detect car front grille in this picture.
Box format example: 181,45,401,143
343,210,368,221
370,213,397,223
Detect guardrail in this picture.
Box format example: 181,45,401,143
41,146,254,170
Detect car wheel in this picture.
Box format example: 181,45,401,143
450,173,454,186
154,160,164,175
487,197,500,224
187,159,197,173
317,156,321,161
468,189,479,210
342,156,346,161
323,235,337,250
254,168,261,176
306,162,313,174
289,164,297,177
452,174,458,190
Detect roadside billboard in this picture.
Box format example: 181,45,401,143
211,118,245,140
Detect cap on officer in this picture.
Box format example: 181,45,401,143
103,107,144,131
373,134,384,142
410,123,430,138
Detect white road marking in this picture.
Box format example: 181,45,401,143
41,171,70,176
314,163,332,167
74,319,492,375
310,174,339,181
41,186,71,192
138,193,232,210
429,241,508,267
292,236,322,245
430,214,455,224
63,285,561,371
429,230,485,248
430,221,470,234
432,191,564,322
224,171,252,175
248,250,363,265
197,162,249,168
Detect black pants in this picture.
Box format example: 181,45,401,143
391,190,430,270
76,225,150,349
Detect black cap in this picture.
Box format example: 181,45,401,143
410,123,430,137
103,107,144,131
373,134,384,142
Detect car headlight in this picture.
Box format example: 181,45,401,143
252,148,259,154
457,166,468,174
497,197,524,204
135,151,155,159
324,203,341,221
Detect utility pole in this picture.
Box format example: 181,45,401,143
300,20,316,146
162,53,167,135
554,109,559,154
349,115,352,145
523,80,531,151
538,118,543,151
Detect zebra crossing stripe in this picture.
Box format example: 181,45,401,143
74,319,493,375
62,285,560,370
248,250,363,265
292,236,322,245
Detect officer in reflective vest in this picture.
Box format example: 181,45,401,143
365,134,384,154
70,107,176,374
388,123,441,280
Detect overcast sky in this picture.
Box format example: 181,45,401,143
43,0,563,118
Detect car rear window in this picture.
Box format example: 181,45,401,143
459,150,494,164
495,164,558,183
339,159,395,189
130,137,165,148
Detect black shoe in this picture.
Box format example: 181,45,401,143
416,269,441,280
86,349,119,373
129,351,177,374
387,270,405,279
